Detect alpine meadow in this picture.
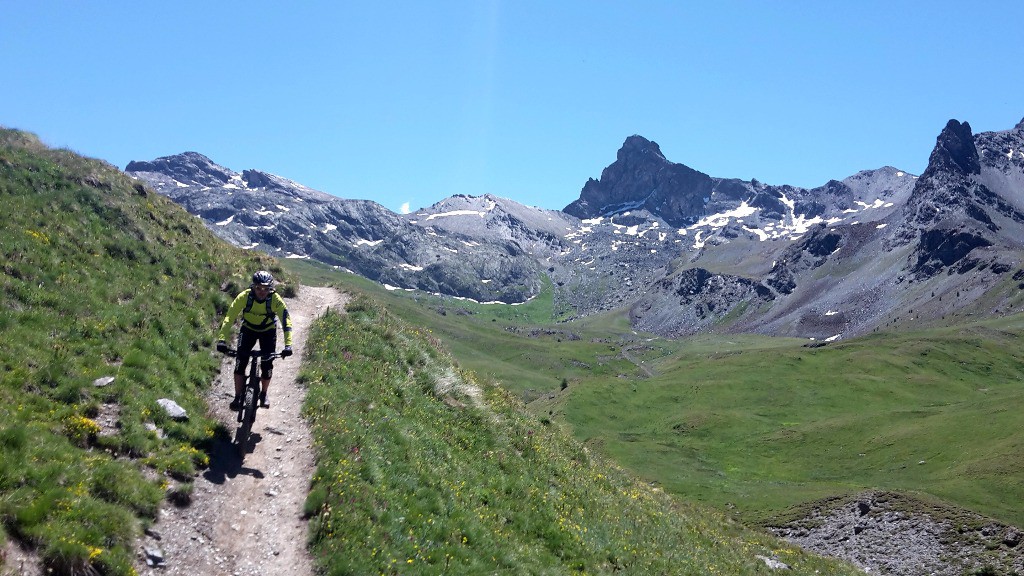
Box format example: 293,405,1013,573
0,132,867,574
5,114,1024,575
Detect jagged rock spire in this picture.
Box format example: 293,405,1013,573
563,135,712,227
921,119,980,179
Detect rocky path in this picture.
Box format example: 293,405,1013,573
135,286,347,576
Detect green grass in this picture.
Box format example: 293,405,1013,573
555,323,1024,527
7,127,1021,574
1,129,855,576
299,295,861,575
286,262,1024,532
0,128,294,574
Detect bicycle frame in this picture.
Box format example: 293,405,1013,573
223,348,281,455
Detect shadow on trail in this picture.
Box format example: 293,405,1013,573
202,429,265,483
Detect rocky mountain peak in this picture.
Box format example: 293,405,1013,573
890,117,1024,281
563,135,713,227
126,152,235,187
922,119,980,179
617,135,667,163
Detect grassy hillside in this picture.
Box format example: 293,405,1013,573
7,128,1015,574
286,259,1024,531
0,132,860,575
0,129,292,574
299,295,861,574
556,323,1024,527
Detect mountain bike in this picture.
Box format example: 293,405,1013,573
223,348,282,456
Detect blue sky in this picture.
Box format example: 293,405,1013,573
3,2,1022,214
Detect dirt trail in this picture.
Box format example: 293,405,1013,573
135,285,348,576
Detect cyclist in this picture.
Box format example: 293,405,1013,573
215,271,293,409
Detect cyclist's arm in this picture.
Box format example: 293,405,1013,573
216,291,249,342
273,293,293,347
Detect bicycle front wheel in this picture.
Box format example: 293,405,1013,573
241,384,258,425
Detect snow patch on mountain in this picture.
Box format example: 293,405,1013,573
426,209,490,220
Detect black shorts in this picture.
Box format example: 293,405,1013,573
233,326,278,378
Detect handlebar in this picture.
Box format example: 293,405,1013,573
222,348,284,360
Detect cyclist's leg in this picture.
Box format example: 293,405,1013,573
257,329,278,402
234,328,259,400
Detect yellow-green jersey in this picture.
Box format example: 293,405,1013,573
217,289,293,346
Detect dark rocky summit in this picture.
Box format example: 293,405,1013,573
563,135,716,227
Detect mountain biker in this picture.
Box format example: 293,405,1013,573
215,271,293,409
